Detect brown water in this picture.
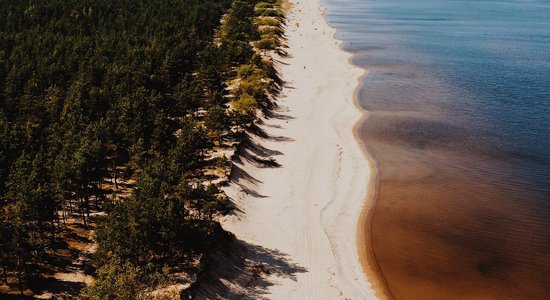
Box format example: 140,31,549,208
362,120,550,298
324,0,550,298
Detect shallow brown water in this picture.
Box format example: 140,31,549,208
362,118,550,299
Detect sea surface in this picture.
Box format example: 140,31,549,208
322,0,550,298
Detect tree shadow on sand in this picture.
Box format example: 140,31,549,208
233,122,292,171
183,237,308,300
229,164,267,199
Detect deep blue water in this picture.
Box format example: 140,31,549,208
323,0,550,298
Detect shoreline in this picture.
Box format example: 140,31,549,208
350,72,392,300
328,14,391,299
319,1,392,297
321,5,392,297
221,0,379,298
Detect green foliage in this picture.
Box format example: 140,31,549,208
2,151,57,292
237,64,266,80
222,1,260,41
235,79,268,99
7,152,56,238
255,17,281,27
169,119,210,174
204,106,231,144
80,258,144,300
259,26,284,36
255,8,284,17
0,0,278,296
95,173,188,265
186,184,232,219
232,93,258,115
255,2,274,9
230,110,255,130
237,64,258,79
255,37,281,51
0,110,15,188
218,40,256,70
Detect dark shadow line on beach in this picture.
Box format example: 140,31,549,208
230,163,262,186
183,237,308,300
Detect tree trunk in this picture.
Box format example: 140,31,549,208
62,209,68,229
16,256,23,295
68,197,73,212
38,226,46,258
85,195,90,221
51,216,57,241
80,197,87,228
1,263,7,285
113,159,118,190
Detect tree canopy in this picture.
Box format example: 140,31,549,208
0,0,284,297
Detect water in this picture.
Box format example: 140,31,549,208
323,0,550,298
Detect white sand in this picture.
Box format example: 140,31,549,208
222,0,377,298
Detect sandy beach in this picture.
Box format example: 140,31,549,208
222,0,377,298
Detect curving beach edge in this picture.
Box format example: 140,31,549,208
222,0,379,298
